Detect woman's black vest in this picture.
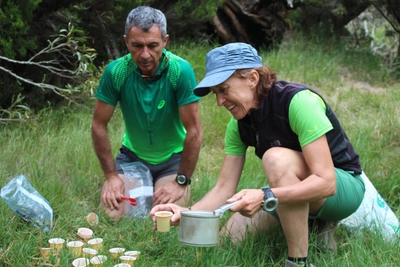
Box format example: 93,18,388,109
238,80,362,174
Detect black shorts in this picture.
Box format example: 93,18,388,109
115,146,181,184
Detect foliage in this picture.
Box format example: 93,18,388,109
288,0,372,35
2,0,399,121
0,0,43,112
44,0,224,64
344,6,399,69
0,0,42,59
0,0,223,117
0,23,97,119
374,0,400,34
135,0,223,44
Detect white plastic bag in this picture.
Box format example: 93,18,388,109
121,162,153,219
341,172,399,241
1,174,53,231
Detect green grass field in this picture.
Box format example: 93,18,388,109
0,33,399,266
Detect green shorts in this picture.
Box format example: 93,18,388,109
269,168,365,221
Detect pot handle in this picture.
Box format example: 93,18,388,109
213,201,239,217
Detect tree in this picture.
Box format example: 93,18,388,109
0,0,42,111
0,23,96,122
212,0,294,49
374,0,400,58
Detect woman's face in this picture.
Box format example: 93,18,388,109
210,70,259,120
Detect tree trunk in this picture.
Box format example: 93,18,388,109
213,0,291,50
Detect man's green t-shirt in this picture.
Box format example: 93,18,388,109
95,50,199,164
224,90,333,155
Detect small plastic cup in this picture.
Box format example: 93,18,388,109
72,257,90,267
67,240,84,257
48,238,65,252
90,255,107,267
124,251,140,259
82,247,98,259
120,255,136,266
77,227,93,242
86,212,99,225
155,211,173,232
39,247,54,260
88,238,103,251
109,247,125,259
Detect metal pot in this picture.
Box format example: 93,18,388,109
179,202,237,247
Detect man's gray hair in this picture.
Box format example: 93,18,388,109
125,6,167,38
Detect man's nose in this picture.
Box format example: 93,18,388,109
140,47,151,59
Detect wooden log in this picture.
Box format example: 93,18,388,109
213,0,289,49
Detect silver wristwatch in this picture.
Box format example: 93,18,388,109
261,186,278,211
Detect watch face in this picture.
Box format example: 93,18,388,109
177,175,187,185
261,187,278,211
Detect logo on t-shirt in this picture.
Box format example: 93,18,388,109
270,140,281,147
158,100,165,109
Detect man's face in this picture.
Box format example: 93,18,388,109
124,24,169,76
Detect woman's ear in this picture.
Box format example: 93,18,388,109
249,69,259,88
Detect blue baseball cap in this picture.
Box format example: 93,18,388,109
194,42,263,97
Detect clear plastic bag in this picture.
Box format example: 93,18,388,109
341,172,399,241
121,162,153,219
1,174,53,231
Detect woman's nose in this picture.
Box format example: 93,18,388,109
216,93,225,106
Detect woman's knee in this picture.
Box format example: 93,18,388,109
262,148,288,168
262,148,309,185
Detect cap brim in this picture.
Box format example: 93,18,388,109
193,69,235,97
193,87,211,97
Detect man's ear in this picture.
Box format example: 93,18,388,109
163,34,169,48
123,35,128,46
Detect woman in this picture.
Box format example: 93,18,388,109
150,42,365,267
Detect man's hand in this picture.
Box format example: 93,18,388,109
153,180,186,205
100,175,125,211
150,203,187,229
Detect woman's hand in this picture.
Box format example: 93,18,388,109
227,189,264,218
150,203,189,230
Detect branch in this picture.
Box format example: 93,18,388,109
373,3,400,34
0,23,96,121
0,66,72,93
0,54,79,79
0,65,91,111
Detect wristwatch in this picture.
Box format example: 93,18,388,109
176,174,191,185
261,186,278,211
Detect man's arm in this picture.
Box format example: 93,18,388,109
92,99,117,177
153,101,203,205
91,99,124,212
177,101,203,179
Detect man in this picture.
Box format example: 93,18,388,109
91,6,202,218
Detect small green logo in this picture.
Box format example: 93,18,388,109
158,100,165,109
376,194,386,208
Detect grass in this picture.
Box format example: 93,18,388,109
0,32,399,266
